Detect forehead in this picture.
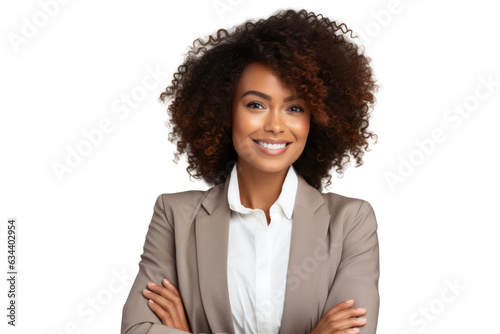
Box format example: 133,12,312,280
236,62,294,95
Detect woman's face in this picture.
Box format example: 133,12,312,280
231,62,310,174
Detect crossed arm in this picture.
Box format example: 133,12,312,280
318,200,380,333
121,194,190,334
121,196,380,334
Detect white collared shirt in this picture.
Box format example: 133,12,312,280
226,162,298,334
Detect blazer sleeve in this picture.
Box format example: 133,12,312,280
322,200,380,334
121,194,192,334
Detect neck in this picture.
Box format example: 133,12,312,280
235,159,289,212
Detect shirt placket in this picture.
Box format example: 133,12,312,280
255,210,273,334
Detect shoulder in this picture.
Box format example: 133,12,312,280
157,189,208,207
319,191,377,227
154,185,220,224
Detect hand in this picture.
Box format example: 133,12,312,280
142,278,191,333
310,299,367,334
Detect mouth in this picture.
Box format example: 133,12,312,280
252,139,292,156
252,139,291,148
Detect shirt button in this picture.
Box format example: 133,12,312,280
259,262,266,269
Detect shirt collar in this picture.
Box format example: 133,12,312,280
227,161,298,220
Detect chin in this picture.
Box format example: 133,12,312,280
246,159,294,174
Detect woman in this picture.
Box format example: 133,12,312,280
122,8,380,334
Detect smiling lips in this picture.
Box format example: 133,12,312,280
253,139,291,155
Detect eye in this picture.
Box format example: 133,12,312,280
246,102,305,112
247,102,264,109
288,105,305,112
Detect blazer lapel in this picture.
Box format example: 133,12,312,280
196,168,330,334
196,174,235,333
278,174,330,334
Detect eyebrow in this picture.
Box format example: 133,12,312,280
240,90,297,103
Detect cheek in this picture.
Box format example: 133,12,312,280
232,110,259,137
231,113,244,138
231,111,250,146
290,118,310,140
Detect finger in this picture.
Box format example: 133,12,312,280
146,280,189,330
324,299,356,318
142,287,167,306
329,316,367,332
162,278,180,297
148,299,175,327
162,279,189,324
148,281,179,301
142,288,160,300
316,299,356,328
146,289,182,327
332,328,360,334
147,282,183,328
330,307,366,322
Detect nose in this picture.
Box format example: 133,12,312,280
264,109,285,134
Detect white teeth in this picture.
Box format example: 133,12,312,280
256,140,287,150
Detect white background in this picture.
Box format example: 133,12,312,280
1,0,499,333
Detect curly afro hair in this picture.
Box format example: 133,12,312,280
159,8,379,191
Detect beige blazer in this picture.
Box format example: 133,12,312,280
121,170,380,334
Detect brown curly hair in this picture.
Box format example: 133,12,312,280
159,8,378,191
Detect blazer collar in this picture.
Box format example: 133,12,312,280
227,162,298,220
196,166,330,334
